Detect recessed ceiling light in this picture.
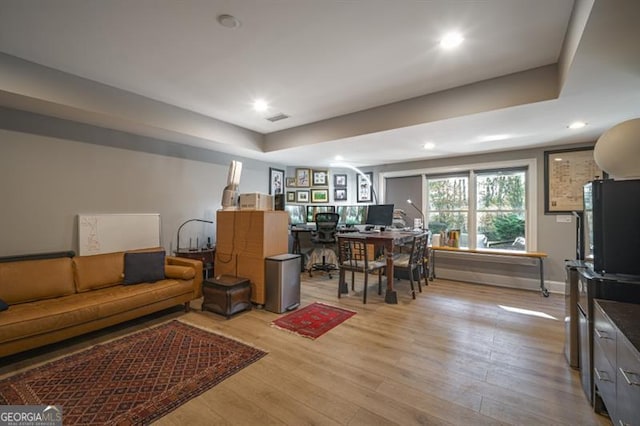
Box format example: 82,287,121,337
252,99,269,112
217,14,241,29
423,142,436,150
440,32,464,49
334,155,344,161
568,121,587,129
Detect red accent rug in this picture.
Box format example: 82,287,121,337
271,302,356,339
0,320,266,425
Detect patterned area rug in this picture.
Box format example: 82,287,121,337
0,320,266,425
271,302,356,339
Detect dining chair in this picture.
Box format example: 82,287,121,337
392,232,428,299
337,236,386,304
308,212,340,278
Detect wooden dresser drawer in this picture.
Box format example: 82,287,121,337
594,301,617,364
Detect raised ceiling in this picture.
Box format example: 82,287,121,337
1,0,639,167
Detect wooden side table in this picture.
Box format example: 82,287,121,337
174,248,215,279
202,275,251,319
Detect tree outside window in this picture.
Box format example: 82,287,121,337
427,175,469,247
426,168,527,251
476,169,526,250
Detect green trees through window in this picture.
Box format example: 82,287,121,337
427,168,527,251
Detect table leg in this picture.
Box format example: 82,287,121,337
539,258,549,297
384,240,398,304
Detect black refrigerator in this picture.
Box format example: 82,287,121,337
584,179,640,276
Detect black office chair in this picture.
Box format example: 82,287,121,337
308,212,340,278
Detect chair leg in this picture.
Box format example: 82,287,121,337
363,273,368,304
351,271,355,291
377,271,382,295
415,267,423,293
422,261,429,286
408,272,416,299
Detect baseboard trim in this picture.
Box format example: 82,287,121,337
434,268,565,294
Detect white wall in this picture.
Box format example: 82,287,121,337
0,127,270,257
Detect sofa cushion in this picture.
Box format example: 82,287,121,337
73,252,125,292
0,294,100,344
123,251,165,285
0,279,193,345
0,258,75,304
0,299,7,311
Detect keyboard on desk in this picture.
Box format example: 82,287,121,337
360,230,381,234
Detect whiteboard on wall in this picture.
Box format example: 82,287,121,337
78,214,161,255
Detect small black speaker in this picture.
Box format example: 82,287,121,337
274,194,285,210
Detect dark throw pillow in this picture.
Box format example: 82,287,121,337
123,251,166,285
0,298,8,311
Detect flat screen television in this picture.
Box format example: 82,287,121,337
365,204,394,227
336,205,367,225
285,205,306,225
306,205,335,223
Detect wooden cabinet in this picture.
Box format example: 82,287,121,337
594,300,640,426
214,210,288,305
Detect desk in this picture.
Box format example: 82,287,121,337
430,246,549,297
290,225,314,255
174,248,215,279
338,231,417,304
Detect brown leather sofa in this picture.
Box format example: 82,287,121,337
0,249,202,357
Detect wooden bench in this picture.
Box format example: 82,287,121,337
429,246,549,297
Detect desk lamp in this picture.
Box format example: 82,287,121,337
406,199,425,230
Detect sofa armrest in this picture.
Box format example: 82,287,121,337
166,256,203,298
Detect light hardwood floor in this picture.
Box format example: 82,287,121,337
1,275,611,425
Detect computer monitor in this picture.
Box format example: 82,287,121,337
365,204,394,227
285,205,306,225
336,205,367,225
306,205,335,222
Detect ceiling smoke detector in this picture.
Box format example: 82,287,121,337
266,113,289,122
217,14,241,29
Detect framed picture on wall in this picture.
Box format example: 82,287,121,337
544,147,605,213
334,188,347,201
357,172,373,203
295,168,311,187
311,189,329,203
334,174,347,188
312,170,328,186
296,190,310,203
286,191,296,202
285,177,296,187
269,167,284,195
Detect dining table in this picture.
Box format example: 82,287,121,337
337,229,422,304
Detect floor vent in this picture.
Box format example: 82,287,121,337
266,113,289,122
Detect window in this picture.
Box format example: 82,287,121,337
379,158,536,251
425,167,528,251
475,168,526,251
426,174,469,247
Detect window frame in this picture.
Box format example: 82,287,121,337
379,158,537,251
473,167,528,250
